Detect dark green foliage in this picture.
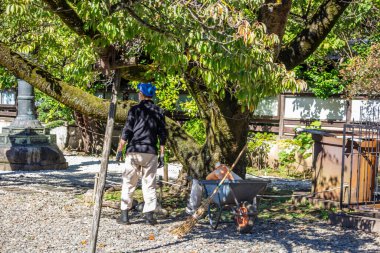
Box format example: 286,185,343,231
0,66,16,89
295,64,344,98
247,132,276,169
278,121,321,171
35,90,73,123
44,120,67,129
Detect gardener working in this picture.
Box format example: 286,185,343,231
115,82,166,226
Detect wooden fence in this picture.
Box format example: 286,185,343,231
250,93,380,137
0,104,17,117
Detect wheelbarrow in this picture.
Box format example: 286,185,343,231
199,178,270,233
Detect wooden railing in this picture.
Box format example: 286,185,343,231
0,104,17,117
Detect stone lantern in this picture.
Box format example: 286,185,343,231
0,79,67,170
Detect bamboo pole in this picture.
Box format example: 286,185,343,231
89,69,121,253
163,163,169,182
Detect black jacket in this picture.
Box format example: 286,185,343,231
121,100,166,154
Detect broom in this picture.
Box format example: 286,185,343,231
170,144,248,237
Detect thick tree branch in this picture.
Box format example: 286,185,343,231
278,0,352,70
119,65,153,81
259,0,293,42
41,0,101,39
258,0,292,58
0,43,121,120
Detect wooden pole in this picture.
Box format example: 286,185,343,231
279,94,285,137
93,173,99,203
346,99,352,124
163,163,169,183
89,69,121,253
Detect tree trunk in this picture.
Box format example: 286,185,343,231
259,0,292,40
183,75,250,179
73,111,105,155
207,94,250,179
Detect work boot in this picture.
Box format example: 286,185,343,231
117,210,130,225
144,212,157,225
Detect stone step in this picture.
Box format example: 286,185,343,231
329,212,380,233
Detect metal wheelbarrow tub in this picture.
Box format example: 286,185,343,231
199,178,270,233
200,179,270,205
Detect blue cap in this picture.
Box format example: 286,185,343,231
138,82,156,97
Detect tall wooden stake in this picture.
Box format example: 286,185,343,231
163,163,169,182
89,69,120,253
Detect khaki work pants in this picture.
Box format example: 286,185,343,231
120,152,158,213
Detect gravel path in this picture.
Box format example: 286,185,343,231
0,155,182,190
1,156,379,253
247,175,312,192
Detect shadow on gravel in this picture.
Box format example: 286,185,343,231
0,173,97,189
128,238,192,253
66,160,101,171
0,160,122,190
128,218,380,252
157,219,379,253
257,220,378,252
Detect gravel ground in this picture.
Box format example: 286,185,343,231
246,175,312,193
1,156,380,253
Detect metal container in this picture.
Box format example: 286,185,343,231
312,133,378,205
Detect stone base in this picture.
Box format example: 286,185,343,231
0,144,67,171
292,194,342,209
329,212,380,233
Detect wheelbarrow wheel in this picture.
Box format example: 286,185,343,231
208,202,222,230
234,201,256,234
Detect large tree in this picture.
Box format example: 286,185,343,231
0,0,362,178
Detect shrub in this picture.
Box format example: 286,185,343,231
278,121,321,176
247,132,276,170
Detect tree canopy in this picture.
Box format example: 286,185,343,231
0,0,377,177
0,0,301,110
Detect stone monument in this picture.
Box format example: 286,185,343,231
0,79,67,170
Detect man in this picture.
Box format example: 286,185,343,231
115,82,166,225
185,162,242,215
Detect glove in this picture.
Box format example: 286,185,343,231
158,155,164,168
115,151,123,163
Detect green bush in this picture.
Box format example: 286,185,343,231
44,120,67,129
278,121,321,174
0,67,17,88
35,90,73,123
247,132,276,170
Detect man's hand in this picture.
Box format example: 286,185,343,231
115,151,123,163
158,155,164,168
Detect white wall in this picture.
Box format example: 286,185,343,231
351,99,380,122
284,96,346,120
254,96,348,120
50,126,68,151
253,96,278,117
